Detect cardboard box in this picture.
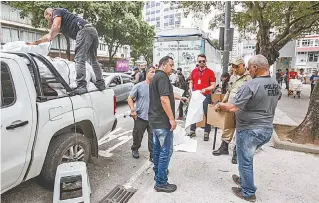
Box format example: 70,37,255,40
207,104,235,129
196,115,206,128
211,93,225,102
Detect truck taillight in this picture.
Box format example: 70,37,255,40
113,95,116,114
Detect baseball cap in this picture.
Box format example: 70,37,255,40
133,67,139,71
230,57,245,65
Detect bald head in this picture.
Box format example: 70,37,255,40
247,54,270,78
248,55,269,70
44,8,53,16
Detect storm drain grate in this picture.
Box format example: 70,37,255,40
99,185,137,203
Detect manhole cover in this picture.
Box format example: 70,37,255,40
99,185,137,203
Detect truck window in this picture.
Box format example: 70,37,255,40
1,62,16,108
122,76,131,84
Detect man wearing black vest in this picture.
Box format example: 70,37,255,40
27,8,105,95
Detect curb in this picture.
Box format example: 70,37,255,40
272,129,319,154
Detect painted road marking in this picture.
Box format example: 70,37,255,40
123,160,152,189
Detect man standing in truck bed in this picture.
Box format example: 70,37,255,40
27,8,105,95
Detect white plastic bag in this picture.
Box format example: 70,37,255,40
2,41,50,56
173,125,186,146
185,90,206,128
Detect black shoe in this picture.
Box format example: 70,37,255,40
187,131,196,138
231,146,237,164
154,183,177,193
204,132,209,141
232,187,256,202
212,141,229,156
72,86,88,95
132,150,139,159
95,80,106,91
232,174,240,186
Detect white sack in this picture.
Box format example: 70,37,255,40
185,90,206,128
2,41,50,56
173,86,185,97
173,125,186,146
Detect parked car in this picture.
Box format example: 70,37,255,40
0,52,117,193
103,72,134,102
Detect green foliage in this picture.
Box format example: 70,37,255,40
177,1,319,65
9,1,146,66
130,21,155,65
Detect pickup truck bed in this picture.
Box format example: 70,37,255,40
1,52,117,193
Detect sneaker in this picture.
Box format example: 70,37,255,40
204,132,209,141
232,187,256,202
132,150,139,159
73,86,88,95
95,80,106,91
187,131,196,138
154,183,177,193
232,174,241,186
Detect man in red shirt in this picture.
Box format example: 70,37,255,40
188,54,216,141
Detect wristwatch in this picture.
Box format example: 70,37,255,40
130,108,136,113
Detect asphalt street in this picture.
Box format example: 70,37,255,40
1,101,152,203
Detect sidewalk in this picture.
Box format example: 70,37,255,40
128,84,319,203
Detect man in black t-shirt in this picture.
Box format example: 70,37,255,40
27,8,105,95
149,56,186,193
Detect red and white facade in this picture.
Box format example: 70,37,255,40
295,32,319,74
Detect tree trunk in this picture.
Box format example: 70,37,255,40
256,27,279,66
287,82,319,145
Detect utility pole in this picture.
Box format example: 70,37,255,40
223,1,231,74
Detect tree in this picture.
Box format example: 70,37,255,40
211,39,219,49
177,1,319,143
9,1,145,66
94,2,144,67
177,1,319,65
130,21,155,65
9,1,94,60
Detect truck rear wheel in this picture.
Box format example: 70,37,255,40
39,132,91,187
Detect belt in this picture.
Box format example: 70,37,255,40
78,23,93,30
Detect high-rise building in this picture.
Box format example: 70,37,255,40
143,1,203,32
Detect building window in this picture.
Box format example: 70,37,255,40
151,18,155,21
156,17,160,21
301,39,311,47
315,39,319,47
164,23,168,27
175,13,181,18
151,11,155,14
156,21,160,28
308,52,319,62
156,2,160,6
146,11,150,15
151,2,155,7
164,15,168,19
156,9,160,14
164,8,169,12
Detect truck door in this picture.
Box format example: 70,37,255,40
1,59,33,191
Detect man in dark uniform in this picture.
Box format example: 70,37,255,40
27,8,105,94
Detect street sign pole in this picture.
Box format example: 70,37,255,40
222,1,231,74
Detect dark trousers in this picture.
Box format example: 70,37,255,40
178,91,187,117
131,117,153,156
75,25,104,88
190,94,211,133
311,84,315,95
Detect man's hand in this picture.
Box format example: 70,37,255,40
188,89,192,96
201,88,206,94
214,102,221,111
180,97,188,104
130,111,137,120
26,41,39,45
169,119,177,131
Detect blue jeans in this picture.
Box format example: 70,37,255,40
190,94,212,133
153,128,173,186
236,127,273,197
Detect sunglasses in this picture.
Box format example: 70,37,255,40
231,64,240,69
198,60,206,63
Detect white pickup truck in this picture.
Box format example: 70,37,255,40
0,52,117,193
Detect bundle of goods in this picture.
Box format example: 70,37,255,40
288,79,302,98
2,41,99,96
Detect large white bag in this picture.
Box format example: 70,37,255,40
185,90,206,128
173,125,186,146
2,41,50,56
